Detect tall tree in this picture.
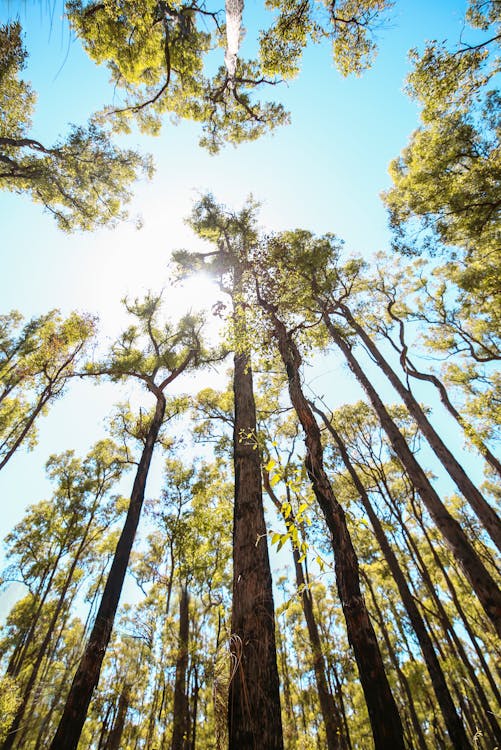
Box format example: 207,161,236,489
49,293,209,750
254,287,405,750
1,441,125,750
175,195,284,749
67,0,391,152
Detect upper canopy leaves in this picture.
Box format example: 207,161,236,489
67,0,392,152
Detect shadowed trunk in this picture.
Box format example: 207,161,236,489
171,585,190,750
312,403,473,750
106,684,130,750
264,475,345,749
258,297,405,750
49,393,166,750
228,340,284,749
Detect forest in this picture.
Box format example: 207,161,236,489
0,0,500,748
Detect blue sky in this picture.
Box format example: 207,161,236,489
0,0,476,614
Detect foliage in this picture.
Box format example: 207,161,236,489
67,0,392,152
0,676,20,743
383,2,500,307
0,21,153,230
0,309,96,470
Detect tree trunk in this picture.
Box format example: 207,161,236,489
2,520,95,750
363,573,430,750
171,585,190,750
324,315,501,637
49,393,166,750
313,404,472,750
228,341,284,749
263,475,344,749
260,301,405,750
105,684,130,750
339,305,501,550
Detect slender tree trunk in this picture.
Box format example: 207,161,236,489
7,555,63,680
339,306,501,550
402,353,501,478
171,585,190,750
49,393,166,750
3,523,94,750
259,301,405,750
228,269,283,749
411,508,501,745
363,574,429,750
330,663,353,750
264,475,344,749
324,315,501,636
313,404,472,750
425,532,501,707
276,614,299,747
105,684,130,750
190,666,199,750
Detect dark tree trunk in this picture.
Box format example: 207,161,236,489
228,337,284,749
263,475,344,749
171,585,190,750
363,574,429,750
105,684,130,750
313,405,472,750
190,666,199,750
405,357,501,478
324,316,501,637
339,306,501,550
259,301,405,750
49,393,166,750
276,612,299,746
330,663,353,750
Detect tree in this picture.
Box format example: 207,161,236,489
68,0,391,152
0,308,95,470
383,2,500,305
256,228,501,636
0,22,152,230
49,292,209,750
1,440,126,750
253,277,406,750
174,195,284,749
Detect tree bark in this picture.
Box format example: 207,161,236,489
171,585,190,750
49,393,166,750
339,305,501,551
105,684,130,750
324,315,501,637
263,475,344,749
228,340,284,749
260,301,405,750
313,404,472,750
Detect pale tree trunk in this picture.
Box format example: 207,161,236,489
224,0,244,87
